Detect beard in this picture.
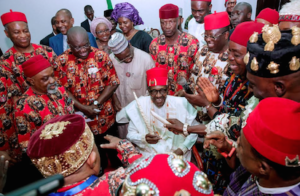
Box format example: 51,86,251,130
47,82,58,94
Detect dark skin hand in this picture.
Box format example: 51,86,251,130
173,148,184,156
0,154,9,193
112,93,122,112
166,119,207,136
100,135,122,149
145,133,161,144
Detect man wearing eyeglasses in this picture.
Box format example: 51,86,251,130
116,67,198,160
189,11,230,122
56,27,121,171
108,32,154,139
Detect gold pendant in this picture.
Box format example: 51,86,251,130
267,61,280,74
291,26,300,46
250,57,259,71
289,56,300,71
262,24,281,51
244,52,250,65
249,32,258,43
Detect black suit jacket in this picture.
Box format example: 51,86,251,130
40,32,55,46
81,19,91,33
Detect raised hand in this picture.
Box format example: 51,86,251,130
197,77,220,104
100,135,122,149
184,88,210,107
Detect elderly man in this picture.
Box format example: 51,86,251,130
0,10,56,92
188,0,212,46
149,4,199,96
50,9,97,55
13,55,74,150
40,16,59,46
224,98,300,195
279,0,300,30
225,0,236,17
27,114,213,196
81,5,94,33
56,26,120,170
231,2,252,29
108,32,154,138
117,67,198,161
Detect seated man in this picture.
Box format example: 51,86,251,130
14,55,74,150
50,9,97,55
27,114,214,196
117,67,198,160
223,98,300,195
108,32,154,138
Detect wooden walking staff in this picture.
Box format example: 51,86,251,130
133,92,154,135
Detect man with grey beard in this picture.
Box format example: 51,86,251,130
13,55,74,151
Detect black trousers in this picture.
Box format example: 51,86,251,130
94,123,122,175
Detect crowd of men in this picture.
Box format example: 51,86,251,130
0,0,300,195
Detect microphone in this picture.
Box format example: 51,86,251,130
177,77,194,94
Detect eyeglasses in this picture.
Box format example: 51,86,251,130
226,2,236,6
114,46,134,63
149,88,168,96
202,30,228,41
69,43,90,51
96,29,110,35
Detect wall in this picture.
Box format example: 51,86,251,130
0,0,257,52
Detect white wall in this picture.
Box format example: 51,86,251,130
0,0,256,52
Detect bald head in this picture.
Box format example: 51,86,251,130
67,27,90,59
231,2,252,28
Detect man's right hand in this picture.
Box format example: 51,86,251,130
165,119,184,134
145,134,161,144
82,105,100,119
203,131,232,153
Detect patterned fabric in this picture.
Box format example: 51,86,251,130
149,32,199,95
55,140,142,196
224,165,300,196
0,65,22,162
56,47,120,135
218,74,252,118
13,86,74,150
0,44,57,92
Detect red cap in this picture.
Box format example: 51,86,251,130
159,4,179,19
243,97,300,167
230,21,264,47
146,67,168,87
1,9,27,26
256,8,279,25
191,0,211,2
123,154,214,195
204,11,230,30
22,55,51,78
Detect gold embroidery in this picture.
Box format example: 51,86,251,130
40,121,71,140
289,56,300,71
244,52,250,65
267,61,280,74
249,32,258,43
262,25,281,51
291,26,300,46
250,57,259,71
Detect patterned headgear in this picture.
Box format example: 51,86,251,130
204,11,230,30
245,25,300,78
146,67,168,87
1,9,27,26
27,114,94,177
90,17,113,37
279,0,300,22
120,154,214,195
256,8,279,25
108,32,129,54
243,97,300,167
111,2,144,26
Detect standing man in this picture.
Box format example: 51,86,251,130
50,9,97,56
56,27,120,170
108,32,154,138
149,4,199,96
81,5,94,33
231,2,252,29
40,16,59,46
117,67,198,160
225,0,237,17
0,10,57,92
188,0,212,46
